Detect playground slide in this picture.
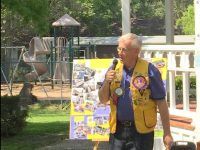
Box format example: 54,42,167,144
23,37,49,80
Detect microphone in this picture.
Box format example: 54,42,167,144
112,58,118,70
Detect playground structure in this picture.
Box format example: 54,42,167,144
1,14,96,101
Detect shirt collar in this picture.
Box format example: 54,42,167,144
123,66,134,74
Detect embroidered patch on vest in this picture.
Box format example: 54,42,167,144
132,76,147,90
132,76,148,96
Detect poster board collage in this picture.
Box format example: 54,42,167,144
70,58,167,141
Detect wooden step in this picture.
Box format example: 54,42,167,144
170,115,192,124
169,115,194,131
170,120,195,130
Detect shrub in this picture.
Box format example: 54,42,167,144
190,76,196,89
175,76,196,90
175,76,183,90
1,95,29,137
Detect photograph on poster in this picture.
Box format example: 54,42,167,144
73,71,85,80
71,95,84,113
83,81,96,93
85,67,96,77
93,126,110,136
83,67,95,82
85,91,98,101
72,79,84,88
72,88,84,96
85,100,95,112
74,125,91,139
94,116,109,125
70,116,92,139
74,63,85,72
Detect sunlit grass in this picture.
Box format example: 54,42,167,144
1,103,70,150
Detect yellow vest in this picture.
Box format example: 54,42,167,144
109,58,157,134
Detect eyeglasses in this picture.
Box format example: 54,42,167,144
117,47,138,52
117,47,130,52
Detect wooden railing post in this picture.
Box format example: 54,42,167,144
180,52,190,111
168,52,176,109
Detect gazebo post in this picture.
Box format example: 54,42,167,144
121,0,131,34
165,0,174,44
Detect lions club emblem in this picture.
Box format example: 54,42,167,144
132,76,147,90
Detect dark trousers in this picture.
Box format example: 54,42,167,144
109,121,154,150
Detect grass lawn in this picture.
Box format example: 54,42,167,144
1,103,70,150
1,102,164,150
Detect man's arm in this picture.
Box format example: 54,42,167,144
98,81,110,104
157,100,173,150
98,70,116,104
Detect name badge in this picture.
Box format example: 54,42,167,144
114,87,124,97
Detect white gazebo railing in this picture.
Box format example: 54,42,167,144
141,44,199,143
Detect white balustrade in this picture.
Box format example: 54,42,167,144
155,51,163,58
141,45,200,142
142,45,195,112
143,51,152,59
180,52,190,68
142,44,197,142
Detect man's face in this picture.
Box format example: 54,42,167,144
117,39,139,67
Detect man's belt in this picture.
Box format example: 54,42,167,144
117,120,134,127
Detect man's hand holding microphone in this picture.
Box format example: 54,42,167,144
105,58,118,84
98,58,118,104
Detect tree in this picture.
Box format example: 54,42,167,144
130,0,165,35
1,0,50,45
1,7,35,46
174,0,193,20
63,0,121,36
176,5,194,35
1,0,50,34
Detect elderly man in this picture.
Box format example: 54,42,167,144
98,33,173,150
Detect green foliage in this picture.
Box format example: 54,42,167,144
1,95,29,137
175,76,196,90
174,0,193,19
131,0,165,19
130,0,166,35
1,0,50,36
175,76,183,90
190,76,196,89
63,0,121,36
176,5,194,35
